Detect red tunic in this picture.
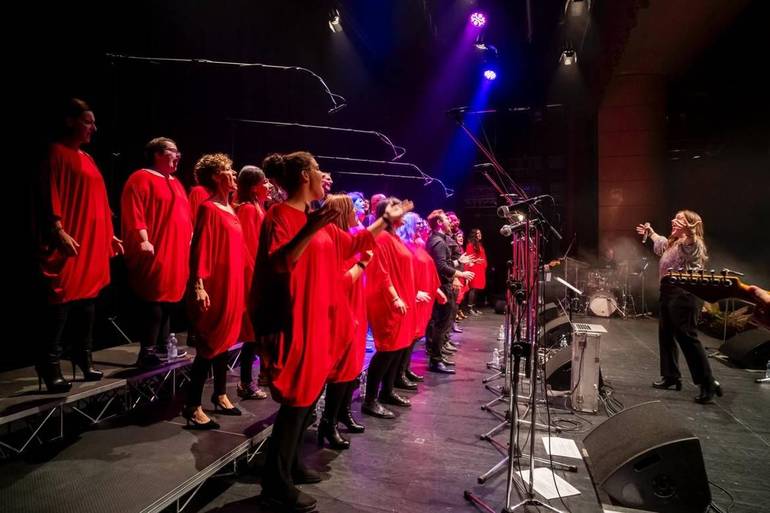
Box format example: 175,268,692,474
366,231,417,352
236,201,266,342
466,242,488,289
188,185,210,223
406,241,440,339
41,143,114,304
121,169,193,302
189,202,245,359
329,225,368,383
251,203,375,407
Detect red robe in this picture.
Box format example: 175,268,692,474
236,201,266,342
189,201,245,359
188,185,210,223
329,225,368,383
466,242,488,289
251,203,375,407
41,143,114,304
366,231,416,352
121,169,193,302
406,241,440,339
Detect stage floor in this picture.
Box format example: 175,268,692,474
189,313,770,513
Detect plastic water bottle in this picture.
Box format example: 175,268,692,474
359,371,367,399
497,324,505,341
167,333,178,360
492,348,500,367
766,360,770,380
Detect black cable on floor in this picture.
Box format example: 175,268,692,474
708,480,735,513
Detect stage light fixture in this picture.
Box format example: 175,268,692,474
483,69,497,81
560,49,577,66
470,12,487,28
474,33,487,50
328,8,342,33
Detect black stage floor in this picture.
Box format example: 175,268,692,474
189,314,770,513
2,314,769,513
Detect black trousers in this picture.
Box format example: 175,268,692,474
185,352,230,408
140,300,173,352
658,287,712,385
365,349,403,400
426,287,456,361
262,402,316,497
40,298,96,364
468,288,480,308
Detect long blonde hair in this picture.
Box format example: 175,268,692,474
324,194,355,231
670,209,708,263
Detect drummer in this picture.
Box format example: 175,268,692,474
599,247,618,270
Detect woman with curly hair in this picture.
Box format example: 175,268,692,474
637,210,722,403
183,154,244,430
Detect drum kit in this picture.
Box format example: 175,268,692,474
558,258,649,318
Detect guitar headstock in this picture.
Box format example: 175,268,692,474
661,269,749,303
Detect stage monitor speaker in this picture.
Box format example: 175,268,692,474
540,315,572,348
538,302,562,325
719,327,770,369
583,401,711,513
494,299,506,314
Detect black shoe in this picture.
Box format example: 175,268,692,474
394,375,418,391
694,378,723,404
182,406,220,430
361,399,395,419
136,350,163,369
317,419,350,450
339,409,365,433
378,392,411,407
35,363,72,393
429,361,456,374
211,394,242,416
72,351,103,381
405,369,424,382
259,486,318,513
452,323,463,333
292,464,322,484
652,377,682,391
442,343,458,353
439,356,456,366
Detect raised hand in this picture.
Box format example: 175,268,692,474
383,199,414,223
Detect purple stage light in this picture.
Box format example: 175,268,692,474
483,69,497,80
470,12,486,28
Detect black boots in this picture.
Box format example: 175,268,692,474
652,377,682,390
317,418,350,450
73,351,103,381
694,378,723,404
339,381,365,433
35,362,72,393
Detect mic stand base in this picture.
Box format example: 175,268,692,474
505,497,565,513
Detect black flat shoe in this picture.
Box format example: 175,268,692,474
652,377,682,391
394,376,418,391
361,399,395,419
378,392,411,407
211,394,242,416
405,369,424,382
292,464,322,484
429,361,456,374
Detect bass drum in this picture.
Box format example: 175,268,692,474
588,291,617,317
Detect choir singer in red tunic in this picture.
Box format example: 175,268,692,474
121,137,192,368
38,98,123,392
183,154,244,430
251,152,411,512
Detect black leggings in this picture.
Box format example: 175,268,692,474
262,401,317,497
141,301,173,351
40,298,96,364
186,352,230,408
365,349,404,400
240,341,260,384
658,287,713,385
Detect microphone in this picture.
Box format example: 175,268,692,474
499,223,522,237
474,163,494,168
445,106,469,117
328,103,347,114
641,222,650,243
